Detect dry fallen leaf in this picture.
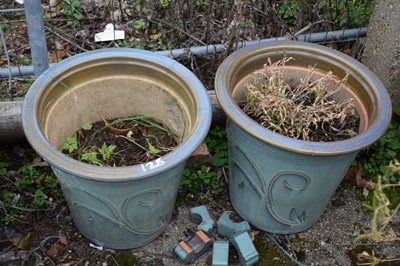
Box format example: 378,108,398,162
48,50,65,63
343,164,361,181
103,117,138,134
28,157,49,170
344,163,376,190
356,177,376,190
47,242,65,260
0,58,6,66
59,232,68,245
152,33,162,41
354,164,376,190
17,25,28,35
47,232,68,260
11,232,32,250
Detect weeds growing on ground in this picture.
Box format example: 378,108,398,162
181,126,228,196
277,0,373,29
0,150,62,225
358,107,400,180
0,77,34,100
354,107,400,207
242,57,359,142
354,160,400,242
60,0,83,27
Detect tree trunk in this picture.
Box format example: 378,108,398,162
362,0,400,108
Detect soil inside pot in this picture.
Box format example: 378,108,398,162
242,58,360,142
61,115,178,167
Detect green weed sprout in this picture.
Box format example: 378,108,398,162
354,160,400,242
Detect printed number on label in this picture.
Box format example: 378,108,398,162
141,158,165,172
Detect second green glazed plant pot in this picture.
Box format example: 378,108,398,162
22,48,212,249
215,41,392,233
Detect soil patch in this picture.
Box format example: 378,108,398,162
62,115,178,167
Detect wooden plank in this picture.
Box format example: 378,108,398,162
0,98,25,142
0,91,227,142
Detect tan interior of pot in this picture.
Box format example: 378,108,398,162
36,62,196,149
232,62,369,134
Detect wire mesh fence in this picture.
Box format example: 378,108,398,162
1,0,373,100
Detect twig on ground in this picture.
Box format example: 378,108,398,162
293,20,333,38
222,166,228,184
28,235,60,266
0,199,8,216
7,205,55,212
44,25,89,52
150,17,206,46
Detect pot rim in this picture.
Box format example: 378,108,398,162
22,48,212,182
215,40,392,156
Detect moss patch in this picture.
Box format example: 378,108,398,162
355,190,367,202
339,180,354,191
107,251,138,266
176,191,188,206
252,233,300,265
384,187,399,207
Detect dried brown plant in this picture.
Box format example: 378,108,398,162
243,57,359,142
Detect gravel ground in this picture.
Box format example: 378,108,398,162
129,187,400,266
287,188,400,266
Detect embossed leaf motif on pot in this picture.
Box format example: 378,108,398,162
229,137,311,226
58,174,166,235
215,41,391,234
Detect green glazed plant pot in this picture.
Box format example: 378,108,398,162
215,41,392,234
22,48,212,249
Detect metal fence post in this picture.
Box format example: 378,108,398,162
24,0,49,77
